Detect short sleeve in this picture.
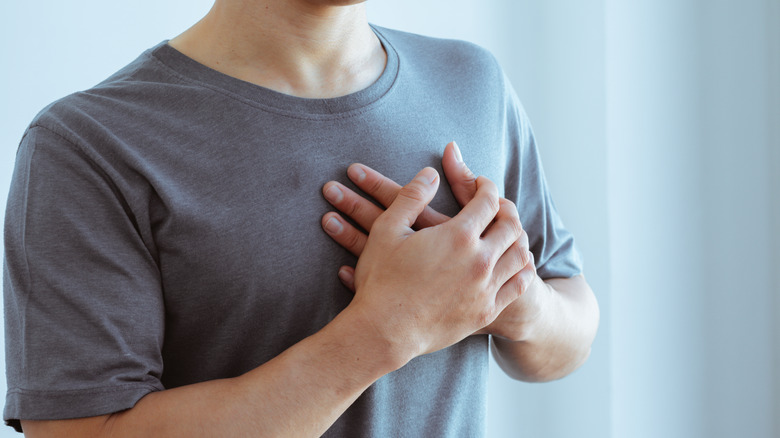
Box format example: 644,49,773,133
501,78,584,279
3,126,165,430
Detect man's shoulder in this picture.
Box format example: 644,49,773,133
29,43,178,140
372,25,502,76
372,25,512,117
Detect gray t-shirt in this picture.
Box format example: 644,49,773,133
3,26,581,436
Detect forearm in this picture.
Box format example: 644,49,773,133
490,274,599,382
22,307,402,438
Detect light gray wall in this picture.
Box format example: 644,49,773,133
771,2,780,436
700,2,776,436
607,1,778,437
605,1,707,436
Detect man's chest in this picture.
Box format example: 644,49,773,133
118,103,508,379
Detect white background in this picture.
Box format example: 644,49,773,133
1,1,778,437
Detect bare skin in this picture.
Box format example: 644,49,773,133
168,0,386,98
321,142,599,382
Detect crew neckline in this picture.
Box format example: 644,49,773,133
150,25,399,118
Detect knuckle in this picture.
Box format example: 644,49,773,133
520,246,531,268
365,176,386,198
486,193,500,214
457,171,477,190
508,243,526,269
453,223,477,247
511,273,527,295
476,308,496,328
399,182,428,203
460,177,477,192
478,175,499,196
344,197,363,218
344,229,363,249
471,250,493,277
500,283,522,305
514,265,535,296
367,177,398,207
520,229,529,248
499,198,517,212
508,215,523,239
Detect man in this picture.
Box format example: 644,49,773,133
4,0,599,436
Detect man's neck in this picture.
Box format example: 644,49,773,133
169,0,386,98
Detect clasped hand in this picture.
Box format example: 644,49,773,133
321,142,541,362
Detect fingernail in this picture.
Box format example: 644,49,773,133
348,164,366,183
324,184,343,203
416,169,438,185
338,267,353,284
324,216,343,234
453,141,463,162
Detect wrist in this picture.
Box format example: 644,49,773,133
517,274,551,341
489,273,550,343
324,304,414,377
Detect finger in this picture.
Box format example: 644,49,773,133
322,181,384,231
347,163,399,207
338,266,356,292
348,163,449,228
416,204,451,229
493,253,536,311
321,212,368,256
492,241,530,287
482,199,523,253
518,223,530,250
376,167,440,231
450,175,500,235
442,141,478,207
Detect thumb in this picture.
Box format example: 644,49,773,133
381,167,440,230
442,141,477,207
